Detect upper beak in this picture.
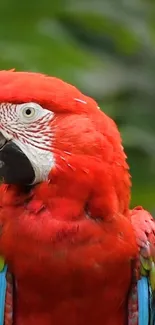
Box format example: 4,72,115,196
0,132,7,149
0,132,35,185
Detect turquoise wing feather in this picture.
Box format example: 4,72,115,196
129,207,155,325
0,264,7,325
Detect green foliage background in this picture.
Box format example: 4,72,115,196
0,0,155,212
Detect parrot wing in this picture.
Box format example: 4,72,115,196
128,206,155,325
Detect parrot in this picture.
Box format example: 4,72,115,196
0,70,154,325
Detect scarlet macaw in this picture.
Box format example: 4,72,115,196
0,70,154,325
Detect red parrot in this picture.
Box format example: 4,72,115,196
0,70,154,325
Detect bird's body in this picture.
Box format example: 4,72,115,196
0,183,136,325
0,70,153,325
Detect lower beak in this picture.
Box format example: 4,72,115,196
0,132,35,185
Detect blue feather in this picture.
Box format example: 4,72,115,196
149,283,155,325
0,265,7,325
138,276,155,325
138,277,149,325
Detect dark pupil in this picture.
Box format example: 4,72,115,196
25,108,32,115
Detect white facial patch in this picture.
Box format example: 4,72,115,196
13,138,54,184
0,102,55,184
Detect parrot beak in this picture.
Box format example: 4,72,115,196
0,132,35,185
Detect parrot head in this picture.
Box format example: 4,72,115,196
0,70,130,217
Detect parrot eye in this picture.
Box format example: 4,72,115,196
22,106,35,119
19,102,42,122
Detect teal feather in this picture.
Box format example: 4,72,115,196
0,265,7,325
